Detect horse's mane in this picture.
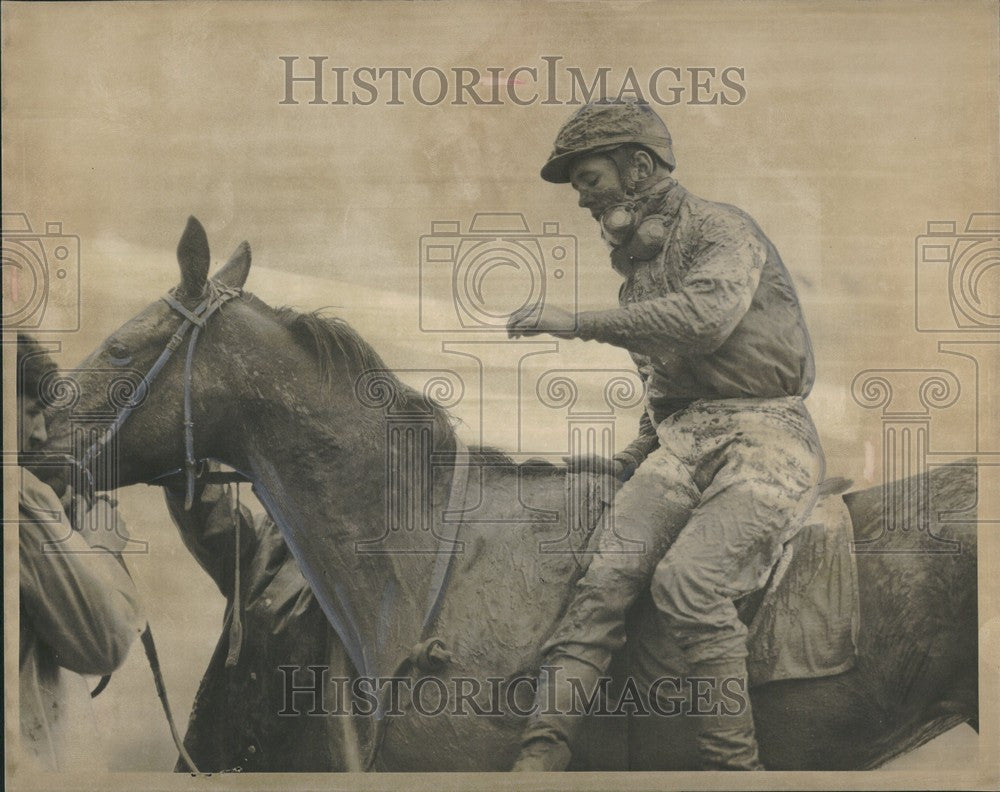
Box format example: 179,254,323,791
269,303,390,387
259,298,524,467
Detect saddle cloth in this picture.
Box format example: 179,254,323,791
569,472,859,687
742,481,859,685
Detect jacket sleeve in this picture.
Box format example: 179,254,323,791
19,492,144,675
164,483,258,599
575,211,766,356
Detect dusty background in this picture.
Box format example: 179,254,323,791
3,0,997,786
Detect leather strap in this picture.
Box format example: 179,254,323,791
363,437,469,771
79,282,241,510
419,437,469,638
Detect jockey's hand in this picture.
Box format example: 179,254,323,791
563,454,626,480
507,304,577,339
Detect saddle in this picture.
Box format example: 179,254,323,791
741,478,860,685
568,471,860,687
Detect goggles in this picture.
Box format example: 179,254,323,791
600,203,669,262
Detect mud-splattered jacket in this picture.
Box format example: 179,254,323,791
573,180,815,471
164,485,359,772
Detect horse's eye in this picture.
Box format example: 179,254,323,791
107,342,131,366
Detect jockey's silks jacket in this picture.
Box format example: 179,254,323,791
572,180,815,472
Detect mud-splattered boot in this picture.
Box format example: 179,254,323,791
690,660,764,770
512,732,573,772
511,660,595,771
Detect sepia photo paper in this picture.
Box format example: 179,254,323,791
3,1,998,790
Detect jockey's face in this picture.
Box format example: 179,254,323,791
18,395,47,453
569,153,626,220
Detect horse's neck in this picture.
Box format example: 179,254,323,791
416,461,596,678
236,408,464,677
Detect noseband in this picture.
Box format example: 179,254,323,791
79,280,243,510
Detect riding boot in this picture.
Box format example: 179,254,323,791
511,657,598,771
512,730,573,772
689,659,764,771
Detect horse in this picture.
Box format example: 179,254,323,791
38,217,978,771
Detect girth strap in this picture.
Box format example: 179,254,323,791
419,437,469,639
362,437,470,771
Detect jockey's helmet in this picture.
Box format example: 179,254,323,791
540,100,676,184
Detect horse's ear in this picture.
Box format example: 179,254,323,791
213,241,252,289
177,216,210,297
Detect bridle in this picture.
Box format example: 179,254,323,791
63,279,245,775
78,279,244,510
67,278,468,773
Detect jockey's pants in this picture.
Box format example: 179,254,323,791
516,395,824,770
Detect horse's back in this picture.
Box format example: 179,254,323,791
756,461,978,769
378,460,979,770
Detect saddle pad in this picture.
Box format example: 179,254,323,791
745,489,860,686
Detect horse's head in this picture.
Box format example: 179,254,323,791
42,214,441,516
43,217,255,493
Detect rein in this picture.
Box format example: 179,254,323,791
72,280,242,775
360,436,469,771
72,281,468,773
79,280,243,510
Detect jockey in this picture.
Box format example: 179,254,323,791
507,100,825,771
